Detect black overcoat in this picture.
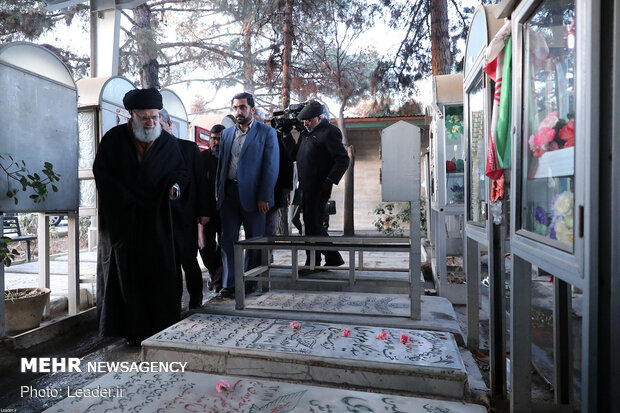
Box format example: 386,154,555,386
93,125,188,342
296,119,349,194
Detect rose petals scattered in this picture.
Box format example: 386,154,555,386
342,329,352,337
400,333,410,344
216,379,230,393
376,330,388,340
290,321,301,331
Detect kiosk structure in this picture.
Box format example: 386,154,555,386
428,74,466,304
499,0,599,411
160,88,189,140
0,42,80,336
76,76,135,249
462,4,508,402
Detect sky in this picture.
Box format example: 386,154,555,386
37,0,481,120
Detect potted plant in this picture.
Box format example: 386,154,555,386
1,154,60,266
4,288,51,333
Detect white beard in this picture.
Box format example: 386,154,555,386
132,115,162,143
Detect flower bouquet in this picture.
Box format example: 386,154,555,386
532,190,574,244
528,111,574,157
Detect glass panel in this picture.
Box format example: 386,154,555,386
445,105,465,204
101,77,135,106
468,78,486,224
464,9,486,75
521,0,575,250
161,89,187,119
79,179,96,208
78,111,96,169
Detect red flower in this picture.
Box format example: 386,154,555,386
559,118,575,147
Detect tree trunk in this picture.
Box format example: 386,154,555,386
337,103,354,236
281,0,294,109
134,3,159,89
241,21,255,93
430,0,451,75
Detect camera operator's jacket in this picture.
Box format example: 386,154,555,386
296,118,349,194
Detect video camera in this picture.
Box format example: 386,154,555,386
270,102,307,133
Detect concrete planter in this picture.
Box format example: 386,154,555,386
4,288,50,333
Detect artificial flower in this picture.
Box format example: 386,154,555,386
342,329,352,337
539,111,559,129
552,191,573,217
216,379,230,393
554,218,573,244
535,206,548,225
376,330,389,340
400,333,410,344
534,127,556,146
559,118,575,147
289,321,301,331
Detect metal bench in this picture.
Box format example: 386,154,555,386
234,235,422,319
2,216,37,261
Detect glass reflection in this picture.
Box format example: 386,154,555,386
445,105,465,205
521,0,575,250
468,78,485,224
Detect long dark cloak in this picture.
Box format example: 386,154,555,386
171,139,208,262
93,125,188,342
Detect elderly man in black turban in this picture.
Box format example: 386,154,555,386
93,88,188,345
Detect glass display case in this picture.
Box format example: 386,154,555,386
508,0,601,411
518,0,576,252
462,5,507,401
76,76,134,221
428,74,466,304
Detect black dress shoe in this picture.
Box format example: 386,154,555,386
189,296,203,309
299,268,321,276
220,288,235,298
324,255,345,266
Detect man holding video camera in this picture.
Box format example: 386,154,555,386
296,101,349,270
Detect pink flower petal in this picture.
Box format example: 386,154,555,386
342,329,352,337
400,333,410,344
289,321,301,331
216,379,230,393
376,330,389,340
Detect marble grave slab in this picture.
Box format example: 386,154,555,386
44,371,487,413
246,291,411,316
142,314,468,398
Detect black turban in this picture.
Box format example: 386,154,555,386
297,101,323,120
123,88,163,110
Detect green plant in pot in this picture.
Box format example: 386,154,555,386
1,154,60,266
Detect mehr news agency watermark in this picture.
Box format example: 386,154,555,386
18,357,187,399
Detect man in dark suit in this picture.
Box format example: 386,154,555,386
198,124,224,292
160,108,209,309
216,92,279,298
296,101,349,269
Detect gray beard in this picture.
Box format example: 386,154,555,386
132,115,162,143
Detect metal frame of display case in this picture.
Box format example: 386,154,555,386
507,0,602,411
462,4,509,403
428,74,466,304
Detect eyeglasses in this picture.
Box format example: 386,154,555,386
136,114,160,122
